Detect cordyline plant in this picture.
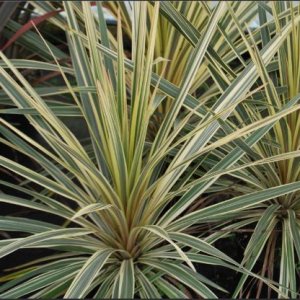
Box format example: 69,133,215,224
197,2,300,298
106,2,260,112
0,1,300,298
96,1,266,141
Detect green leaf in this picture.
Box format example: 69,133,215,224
0,217,58,233
233,205,279,297
0,262,83,298
138,225,195,271
171,181,300,230
71,203,113,220
169,232,236,265
140,259,217,298
154,276,189,298
288,210,300,260
64,248,115,298
279,220,297,298
136,268,161,299
118,259,135,298
0,60,73,74
0,228,94,259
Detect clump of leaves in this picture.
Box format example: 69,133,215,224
0,1,299,298
197,2,300,298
